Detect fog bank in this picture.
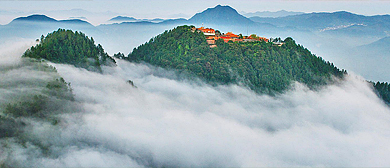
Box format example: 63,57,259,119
1,42,390,167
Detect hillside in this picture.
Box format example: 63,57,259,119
0,59,75,139
23,29,115,72
249,11,390,36
127,25,345,93
361,36,390,50
250,11,363,30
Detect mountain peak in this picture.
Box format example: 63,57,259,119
13,14,57,22
207,5,238,13
189,5,254,26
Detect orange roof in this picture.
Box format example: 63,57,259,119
220,36,232,39
196,27,215,33
226,32,238,38
195,27,268,43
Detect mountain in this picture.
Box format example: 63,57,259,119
11,14,57,23
9,14,94,26
250,11,363,30
149,18,165,22
109,16,168,23
189,5,255,26
127,25,345,93
109,16,137,22
23,29,115,72
243,10,305,18
249,11,390,34
60,19,93,26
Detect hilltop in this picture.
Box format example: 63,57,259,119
127,25,345,93
11,14,58,23
109,16,137,22
23,29,115,72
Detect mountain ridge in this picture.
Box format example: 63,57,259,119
9,14,93,26
249,11,390,31
109,16,137,22
243,10,305,18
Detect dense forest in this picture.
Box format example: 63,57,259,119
127,25,346,93
23,28,115,72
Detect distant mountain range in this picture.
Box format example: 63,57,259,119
243,10,305,18
109,16,137,22
249,11,390,35
0,14,98,42
108,16,165,23
1,5,390,83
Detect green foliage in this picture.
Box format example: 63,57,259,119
373,81,390,105
3,76,74,119
23,28,115,72
127,25,346,93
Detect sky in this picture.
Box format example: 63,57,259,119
1,0,390,25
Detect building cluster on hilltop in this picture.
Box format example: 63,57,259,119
192,27,270,48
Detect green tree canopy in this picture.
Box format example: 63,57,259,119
23,28,115,72
127,25,346,94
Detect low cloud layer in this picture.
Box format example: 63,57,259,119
1,41,390,167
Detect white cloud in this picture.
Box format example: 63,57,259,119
2,42,390,167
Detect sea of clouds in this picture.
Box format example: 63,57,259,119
1,40,390,167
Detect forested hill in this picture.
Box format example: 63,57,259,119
23,29,115,72
127,25,346,93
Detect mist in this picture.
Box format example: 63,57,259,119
2,36,390,167
53,61,390,167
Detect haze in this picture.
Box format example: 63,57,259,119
1,0,390,25
1,0,390,167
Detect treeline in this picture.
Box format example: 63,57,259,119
127,25,346,93
373,82,390,105
23,28,115,72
